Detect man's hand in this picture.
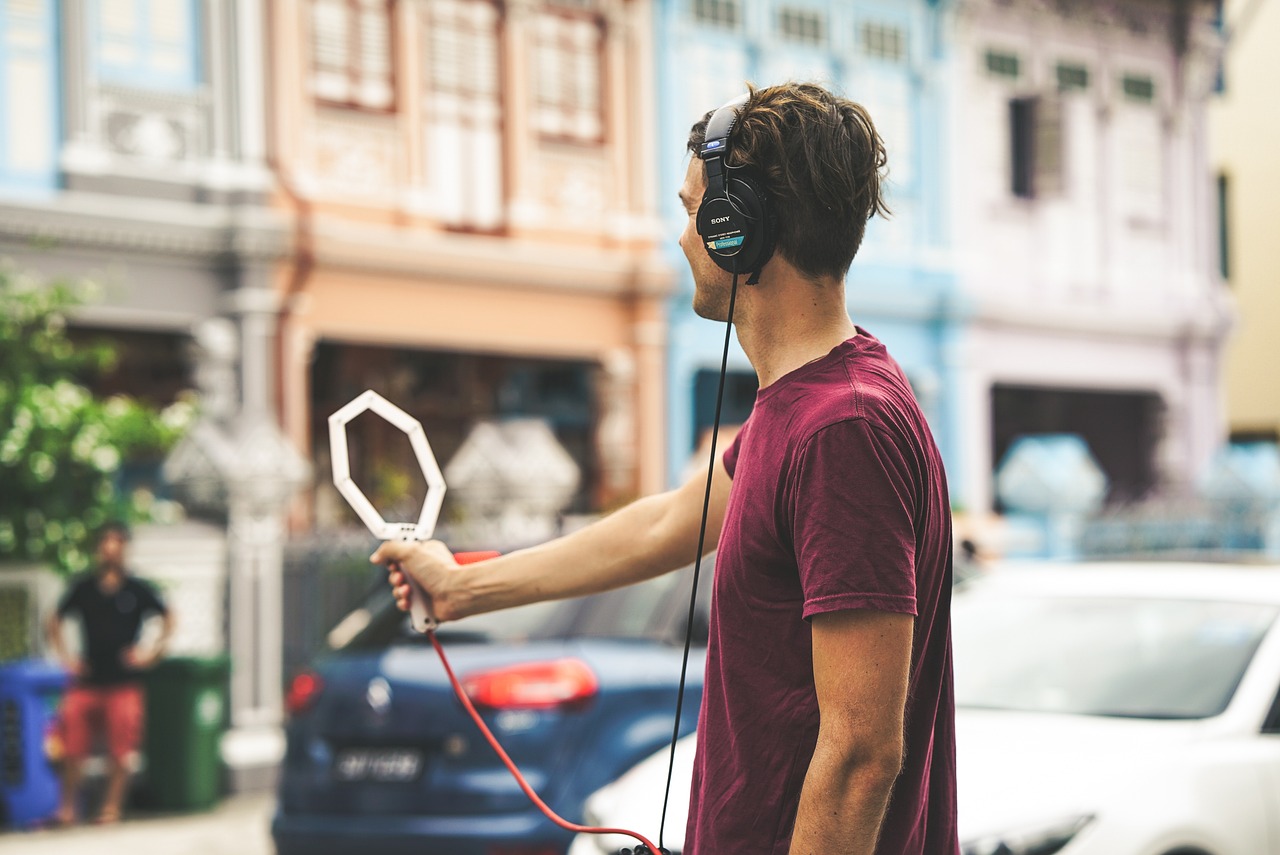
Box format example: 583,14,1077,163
121,646,160,670
62,658,86,678
371,540,466,622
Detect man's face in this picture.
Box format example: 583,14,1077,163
678,158,733,321
96,530,127,570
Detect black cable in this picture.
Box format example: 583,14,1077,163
658,262,741,851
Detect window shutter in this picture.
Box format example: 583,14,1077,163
1034,95,1064,197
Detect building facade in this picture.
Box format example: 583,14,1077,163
946,0,1230,517
1212,0,1280,446
654,0,965,490
267,0,674,527
0,0,302,787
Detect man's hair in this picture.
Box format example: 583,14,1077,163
687,82,890,281
94,519,132,544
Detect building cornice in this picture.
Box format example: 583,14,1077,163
972,292,1234,343
0,192,289,261
309,216,678,299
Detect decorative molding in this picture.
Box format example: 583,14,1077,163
0,195,290,261
309,215,675,297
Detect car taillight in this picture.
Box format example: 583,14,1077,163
462,659,598,710
286,671,324,716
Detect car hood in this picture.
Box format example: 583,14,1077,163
956,707,1206,841
577,734,695,854
574,710,1214,854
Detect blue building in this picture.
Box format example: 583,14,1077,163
653,0,965,497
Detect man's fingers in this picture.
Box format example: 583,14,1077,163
370,541,408,566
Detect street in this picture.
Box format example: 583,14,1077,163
0,793,275,855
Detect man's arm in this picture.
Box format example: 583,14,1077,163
788,608,913,855
373,454,733,621
44,610,80,675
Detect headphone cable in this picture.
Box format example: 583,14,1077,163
658,262,741,851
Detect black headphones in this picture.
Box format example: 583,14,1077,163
695,93,777,285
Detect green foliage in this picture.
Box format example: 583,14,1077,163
0,262,195,574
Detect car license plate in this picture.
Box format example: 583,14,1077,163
333,748,424,783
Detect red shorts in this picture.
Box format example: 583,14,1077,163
60,683,145,762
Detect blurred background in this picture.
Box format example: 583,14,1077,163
0,0,1277,853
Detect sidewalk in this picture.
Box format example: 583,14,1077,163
0,792,275,855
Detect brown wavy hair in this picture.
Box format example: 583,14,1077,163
687,82,890,281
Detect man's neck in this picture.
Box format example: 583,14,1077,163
97,566,125,591
736,273,857,389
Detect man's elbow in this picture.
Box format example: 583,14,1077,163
823,730,905,792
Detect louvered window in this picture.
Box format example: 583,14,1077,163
692,0,741,30
425,0,504,230
1010,95,1064,200
777,7,825,46
859,22,905,62
95,0,199,89
532,9,604,144
311,0,396,111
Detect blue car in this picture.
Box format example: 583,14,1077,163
271,562,711,855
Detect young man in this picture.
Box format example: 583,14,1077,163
374,82,958,855
45,521,174,825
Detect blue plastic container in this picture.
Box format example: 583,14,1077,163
0,660,69,828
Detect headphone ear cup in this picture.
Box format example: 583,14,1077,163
724,173,776,278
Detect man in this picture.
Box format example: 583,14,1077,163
45,521,174,825
374,82,958,854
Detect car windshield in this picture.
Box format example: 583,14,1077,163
954,592,1277,719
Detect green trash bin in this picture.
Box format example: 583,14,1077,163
137,656,230,811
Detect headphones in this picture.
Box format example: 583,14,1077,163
695,93,777,285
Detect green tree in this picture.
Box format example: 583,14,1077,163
0,262,194,573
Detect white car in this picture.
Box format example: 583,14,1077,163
569,562,1280,855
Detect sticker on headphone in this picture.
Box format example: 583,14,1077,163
708,236,745,250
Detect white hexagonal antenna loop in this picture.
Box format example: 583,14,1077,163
327,389,447,542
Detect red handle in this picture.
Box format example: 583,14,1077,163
454,550,501,565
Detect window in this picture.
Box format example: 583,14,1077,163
425,0,504,231
532,9,605,143
1122,73,1155,104
95,0,200,89
1010,96,1063,200
1056,62,1088,91
310,0,396,111
985,49,1020,80
1217,172,1230,281
860,22,906,62
777,7,825,46
692,0,741,30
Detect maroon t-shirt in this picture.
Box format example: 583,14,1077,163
685,329,959,855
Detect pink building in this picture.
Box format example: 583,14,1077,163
266,0,674,527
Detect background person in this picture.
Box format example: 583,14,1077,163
45,520,174,825
375,82,959,855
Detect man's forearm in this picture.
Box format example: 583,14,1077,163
453,479,719,618
45,616,70,664
787,737,902,855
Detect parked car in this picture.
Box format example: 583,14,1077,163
569,562,1280,855
272,560,712,855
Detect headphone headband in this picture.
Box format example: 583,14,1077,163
700,93,749,162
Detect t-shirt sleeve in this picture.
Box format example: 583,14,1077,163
135,579,169,617
722,427,745,479
791,419,918,620
56,578,85,618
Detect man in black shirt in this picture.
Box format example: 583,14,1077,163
44,521,174,825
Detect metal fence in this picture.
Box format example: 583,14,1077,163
281,531,387,685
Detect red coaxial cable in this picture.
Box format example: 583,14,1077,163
433,552,663,854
